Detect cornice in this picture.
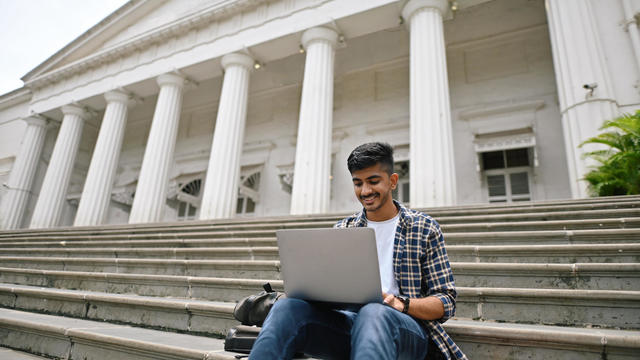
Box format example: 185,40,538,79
22,0,147,82
25,0,269,90
0,87,32,111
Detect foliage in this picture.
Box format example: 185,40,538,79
580,111,640,196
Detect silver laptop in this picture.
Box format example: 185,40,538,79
276,228,382,307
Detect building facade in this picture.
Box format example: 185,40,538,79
0,0,639,229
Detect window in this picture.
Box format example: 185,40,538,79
176,179,201,221
481,148,532,203
392,161,410,204
237,172,260,215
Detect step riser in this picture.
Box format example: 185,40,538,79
0,261,281,279
1,260,633,291
0,293,234,338
0,250,279,260
456,297,640,329
454,339,636,360
0,326,71,359
2,219,639,245
1,270,636,329
454,273,638,291
0,272,270,302
449,254,640,263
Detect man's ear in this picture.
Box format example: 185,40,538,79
390,172,399,189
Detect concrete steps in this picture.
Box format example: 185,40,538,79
0,308,638,360
1,267,638,329
1,258,637,290
0,195,639,359
0,197,637,240
447,243,640,263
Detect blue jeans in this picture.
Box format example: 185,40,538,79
248,298,429,360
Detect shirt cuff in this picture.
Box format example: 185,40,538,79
432,293,455,321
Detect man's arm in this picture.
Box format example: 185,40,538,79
382,292,444,320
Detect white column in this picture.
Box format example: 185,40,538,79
200,53,253,220
403,0,456,208
30,105,87,228
0,116,48,229
290,27,338,215
622,0,640,74
74,90,130,226
546,0,618,198
129,73,185,224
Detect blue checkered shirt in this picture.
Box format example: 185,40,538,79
334,200,467,360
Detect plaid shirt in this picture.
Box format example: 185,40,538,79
334,200,467,360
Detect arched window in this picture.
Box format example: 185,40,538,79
177,178,201,220
237,172,260,215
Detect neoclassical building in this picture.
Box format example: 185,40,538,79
0,0,639,229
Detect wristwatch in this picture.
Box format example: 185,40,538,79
395,295,410,314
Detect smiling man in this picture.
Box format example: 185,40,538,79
249,142,466,360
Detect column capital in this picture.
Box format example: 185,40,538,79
104,89,130,105
24,115,47,128
61,104,89,119
402,0,449,23
156,73,185,89
301,27,338,50
221,53,254,71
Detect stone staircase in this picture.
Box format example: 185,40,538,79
0,196,638,359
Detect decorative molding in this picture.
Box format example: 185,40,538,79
25,0,273,90
459,99,545,121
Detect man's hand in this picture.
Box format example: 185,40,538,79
381,292,445,320
382,292,404,312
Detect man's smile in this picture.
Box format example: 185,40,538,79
361,194,379,205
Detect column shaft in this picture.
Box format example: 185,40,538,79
403,0,456,208
546,0,618,198
30,105,86,228
129,73,184,224
290,27,338,215
200,53,253,220
74,90,130,226
0,117,48,229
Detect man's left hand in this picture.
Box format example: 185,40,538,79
382,292,403,312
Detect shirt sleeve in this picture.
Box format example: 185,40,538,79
422,219,457,322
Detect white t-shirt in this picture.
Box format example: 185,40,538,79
367,213,400,295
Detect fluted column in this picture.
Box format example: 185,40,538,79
200,53,253,220
290,27,338,215
402,0,456,208
30,105,87,228
74,90,130,226
546,0,618,198
129,73,185,224
0,116,48,229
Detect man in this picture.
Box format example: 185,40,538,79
249,142,466,359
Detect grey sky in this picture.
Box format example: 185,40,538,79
0,0,129,95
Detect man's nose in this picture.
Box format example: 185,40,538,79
361,183,373,195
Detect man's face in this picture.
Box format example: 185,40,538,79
351,163,398,213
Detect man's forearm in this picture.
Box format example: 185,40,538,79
383,293,445,320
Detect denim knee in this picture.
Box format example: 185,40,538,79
357,303,394,324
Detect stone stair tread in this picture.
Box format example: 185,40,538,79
2,217,640,247
2,266,638,300
0,282,235,311
0,308,232,359
1,197,638,239
456,286,640,299
2,256,639,274
446,318,640,348
1,308,639,360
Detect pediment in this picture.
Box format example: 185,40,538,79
23,0,223,82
